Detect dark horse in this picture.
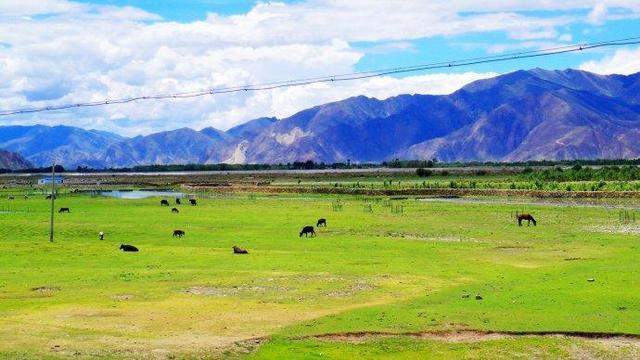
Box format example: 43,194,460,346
299,226,316,237
233,245,249,254
160,199,170,206
58,207,70,213
173,229,185,237
316,218,327,227
119,244,139,252
517,214,537,226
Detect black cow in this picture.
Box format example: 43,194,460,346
173,229,185,237
189,199,197,206
160,199,170,206
119,244,139,252
233,245,249,254
299,226,316,237
58,207,70,213
316,218,327,227
46,194,56,200
7,196,14,200
176,198,181,205
171,207,179,213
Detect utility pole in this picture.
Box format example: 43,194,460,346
49,163,55,242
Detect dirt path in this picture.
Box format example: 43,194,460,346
293,329,640,343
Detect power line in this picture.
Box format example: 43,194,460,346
1,36,639,117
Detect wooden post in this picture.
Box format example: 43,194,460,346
49,163,55,242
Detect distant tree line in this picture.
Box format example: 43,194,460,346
3,158,640,176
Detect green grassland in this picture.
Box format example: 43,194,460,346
0,190,639,359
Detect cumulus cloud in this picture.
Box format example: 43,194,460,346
579,47,640,75
587,4,609,25
1,0,639,135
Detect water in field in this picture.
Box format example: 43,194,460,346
100,190,184,199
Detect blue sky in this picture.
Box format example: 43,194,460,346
75,0,266,20
0,1,639,135
72,1,640,74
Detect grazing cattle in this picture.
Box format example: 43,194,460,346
517,214,537,226
299,226,316,237
160,199,170,206
58,207,70,213
173,229,185,237
316,218,327,227
233,245,249,254
189,199,197,206
24,195,28,199
171,207,179,213
7,196,14,200
99,231,104,240
176,198,181,205
46,194,56,200
119,244,139,252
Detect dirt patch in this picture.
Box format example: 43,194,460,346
183,286,241,297
300,330,640,344
110,294,135,301
324,282,377,298
494,246,532,252
385,232,467,243
182,285,288,297
30,286,60,296
587,224,640,235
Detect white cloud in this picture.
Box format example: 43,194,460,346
1,0,639,136
579,47,640,75
587,4,608,25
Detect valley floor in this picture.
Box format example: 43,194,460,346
0,188,638,359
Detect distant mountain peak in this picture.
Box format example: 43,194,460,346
0,68,639,168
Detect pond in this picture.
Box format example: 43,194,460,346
100,190,184,199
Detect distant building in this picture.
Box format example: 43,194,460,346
38,176,64,185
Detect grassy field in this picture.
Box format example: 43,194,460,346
0,189,639,359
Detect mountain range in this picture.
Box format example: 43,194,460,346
1,68,639,169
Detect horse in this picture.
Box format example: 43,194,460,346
176,198,181,205
173,229,185,237
171,207,179,213
119,244,139,252
517,214,537,226
160,199,170,206
189,199,197,206
299,226,316,237
316,218,327,227
233,246,249,254
58,207,70,213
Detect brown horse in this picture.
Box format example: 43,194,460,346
517,214,537,226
